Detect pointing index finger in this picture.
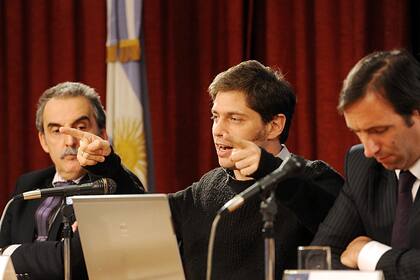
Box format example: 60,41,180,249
59,127,87,140
224,134,250,149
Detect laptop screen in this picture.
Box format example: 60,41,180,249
72,194,185,280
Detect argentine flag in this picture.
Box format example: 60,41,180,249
106,0,152,189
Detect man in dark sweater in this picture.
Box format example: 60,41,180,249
169,60,344,279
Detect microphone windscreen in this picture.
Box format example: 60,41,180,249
103,178,117,194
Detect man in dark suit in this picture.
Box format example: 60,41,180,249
169,60,343,279
312,50,420,280
0,82,145,279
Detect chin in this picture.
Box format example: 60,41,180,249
218,159,235,169
381,164,395,171
381,161,402,171
62,168,85,179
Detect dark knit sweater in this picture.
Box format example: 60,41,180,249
169,149,343,280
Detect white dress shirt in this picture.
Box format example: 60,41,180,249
358,158,420,271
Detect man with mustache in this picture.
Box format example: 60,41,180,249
169,60,344,279
0,82,144,279
312,50,420,280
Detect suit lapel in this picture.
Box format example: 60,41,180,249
22,179,55,242
366,162,397,244
20,200,42,241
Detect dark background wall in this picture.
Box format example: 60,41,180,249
0,0,418,208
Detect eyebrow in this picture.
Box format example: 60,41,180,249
349,124,391,133
211,110,247,116
46,115,91,129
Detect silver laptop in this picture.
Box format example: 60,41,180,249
72,194,185,280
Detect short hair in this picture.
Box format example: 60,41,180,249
35,82,106,132
338,50,420,121
208,60,296,143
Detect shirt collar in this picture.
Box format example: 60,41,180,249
276,144,291,160
52,173,84,186
395,158,420,180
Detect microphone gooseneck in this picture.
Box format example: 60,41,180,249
12,178,117,201
206,156,305,280
218,156,305,215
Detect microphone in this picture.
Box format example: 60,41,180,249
218,156,305,215
13,178,117,201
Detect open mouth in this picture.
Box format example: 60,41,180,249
215,143,233,157
217,143,232,150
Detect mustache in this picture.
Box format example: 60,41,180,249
60,147,78,159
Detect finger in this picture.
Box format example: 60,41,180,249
351,236,371,244
235,155,259,176
79,139,88,149
224,134,251,149
78,156,106,167
340,250,357,268
78,140,88,159
230,147,258,162
79,148,105,161
238,166,258,177
86,139,111,156
340,251,349,266
233,154,259,170
87,139,104,151
59,127,87,140
85,153,106,163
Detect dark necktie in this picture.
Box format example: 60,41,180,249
34,181,75,241
391,170,417,248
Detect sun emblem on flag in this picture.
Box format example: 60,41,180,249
113,118,147,186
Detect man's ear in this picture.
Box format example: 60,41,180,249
267,114,286,140
412,109,420,124
38,132,49,154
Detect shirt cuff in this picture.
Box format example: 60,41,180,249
357,241,391,271
2,244,21,256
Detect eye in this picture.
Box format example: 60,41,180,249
230,116,241,122
51,128,60,134
211,115,219,121
370,127,388,134
76,124,87,131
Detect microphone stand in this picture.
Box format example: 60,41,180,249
0,197,74,280
61,202,74,280
260,191,277,280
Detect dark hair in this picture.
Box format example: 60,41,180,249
338,50,420,123
36,82,106,132
208,60,296,143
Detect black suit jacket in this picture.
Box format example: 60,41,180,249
0,151,145,280
312,144,420,280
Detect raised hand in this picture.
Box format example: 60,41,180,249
59,127,111,166
225,134,261,179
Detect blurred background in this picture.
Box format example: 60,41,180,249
0,0,419,208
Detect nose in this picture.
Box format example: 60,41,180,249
63,133,78,147
362,136,380,158
212,119,226,137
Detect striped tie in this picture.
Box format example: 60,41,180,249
34,181,74,241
